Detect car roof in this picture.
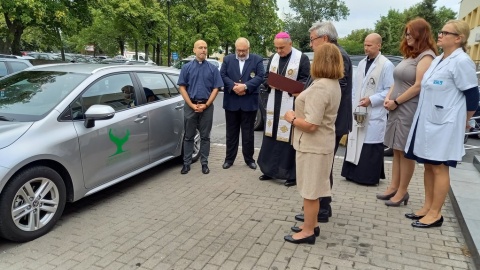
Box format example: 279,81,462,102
26,63,178,74
0,57,32,64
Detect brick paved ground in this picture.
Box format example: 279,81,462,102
0,145,475,270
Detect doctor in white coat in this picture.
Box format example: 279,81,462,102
341,33,394,185
404,20,479,228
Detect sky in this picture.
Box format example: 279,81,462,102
276,0,461,37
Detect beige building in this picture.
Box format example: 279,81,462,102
459,0,480,62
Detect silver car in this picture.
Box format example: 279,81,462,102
0,64,200,242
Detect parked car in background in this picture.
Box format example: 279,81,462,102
349,54,403,66
0,57,33,77
253,58,270,130
173,58,222,71
0,64,200,242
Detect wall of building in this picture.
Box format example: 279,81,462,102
459,0,480,63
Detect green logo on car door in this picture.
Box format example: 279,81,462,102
109,129,130,156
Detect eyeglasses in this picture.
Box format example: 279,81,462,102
236,49,249,53
438,31,459,37
405,32,411,38
309,36,324,43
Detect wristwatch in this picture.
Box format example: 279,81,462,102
394,99,400,106
244,84,248,90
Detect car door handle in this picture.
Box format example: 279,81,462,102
134,116,147,123
175,104,184,110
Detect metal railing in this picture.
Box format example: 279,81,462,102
465,116,480,150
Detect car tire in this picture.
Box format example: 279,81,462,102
191,129,201,163
384,147,393,157
0,166,66,242
253,109,263,131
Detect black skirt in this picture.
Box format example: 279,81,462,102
341,143,385,185
257,135,296,180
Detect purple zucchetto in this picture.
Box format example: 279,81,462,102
275,32,290,39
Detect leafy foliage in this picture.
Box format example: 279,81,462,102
284,0,350,52
371,0,456,55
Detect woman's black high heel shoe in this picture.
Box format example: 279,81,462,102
411,216,443,228
284,234,316,244
376,190,397,200
405,213,425,220
385,192,409,206
291,226,320,236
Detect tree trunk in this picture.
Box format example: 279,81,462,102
11,29,23,56
118,38,125,56
54,27,65,61
135,40,138,60
144,43,149,61
152,44,156,63
156,39,161,65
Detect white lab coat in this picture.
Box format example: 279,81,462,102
352,55,394,143
405,48,478,161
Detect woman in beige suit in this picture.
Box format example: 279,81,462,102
283,43,343,244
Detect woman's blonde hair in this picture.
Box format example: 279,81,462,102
445,20,470,52
310,43,344,80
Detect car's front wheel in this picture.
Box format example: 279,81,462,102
0,166,66,242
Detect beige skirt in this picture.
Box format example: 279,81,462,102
296,151,333,200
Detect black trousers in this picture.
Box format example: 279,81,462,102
225,109,256,164
319,134,343,209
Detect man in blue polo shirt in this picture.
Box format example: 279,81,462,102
178,40,224,175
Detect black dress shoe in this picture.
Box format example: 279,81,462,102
405,213,425,220
181,165,190,174
284,179,296,187
202,164,210,174
284,234,316,244
247,162,257,170
259,175,272,180
295,209,330,223
222,162,232,169
291,226,320,236
411,216,443,228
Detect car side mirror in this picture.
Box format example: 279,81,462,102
84,104,115,128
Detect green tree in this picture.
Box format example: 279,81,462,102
338,28,372,54
374,9,406,55
284,0,350,52
241,0,283,56
404,0,456,35
0,0,93,55
373,0,456,55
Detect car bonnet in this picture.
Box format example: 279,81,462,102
0,122,33,149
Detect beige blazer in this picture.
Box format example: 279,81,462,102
292,78,341,154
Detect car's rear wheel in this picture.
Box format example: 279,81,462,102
0,166,66,242
254,109,263,131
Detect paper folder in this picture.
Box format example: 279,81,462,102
267,72,304,94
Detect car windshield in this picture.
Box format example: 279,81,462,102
0,71,87,121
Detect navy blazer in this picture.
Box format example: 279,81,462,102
221,53,265,111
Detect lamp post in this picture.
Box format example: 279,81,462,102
167,0,171,67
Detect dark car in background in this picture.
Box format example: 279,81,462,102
0,57,33,77
254,58,270,130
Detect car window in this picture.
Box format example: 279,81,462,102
208,60,219,68
71,73,135,120
136,72,170,102
166,74,180,96
0,62,7,77
166,75,179,97
0,71,87,121
10,62,29,73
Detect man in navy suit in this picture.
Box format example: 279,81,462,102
220,37,265,170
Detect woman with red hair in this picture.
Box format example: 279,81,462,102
379,18,438,207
